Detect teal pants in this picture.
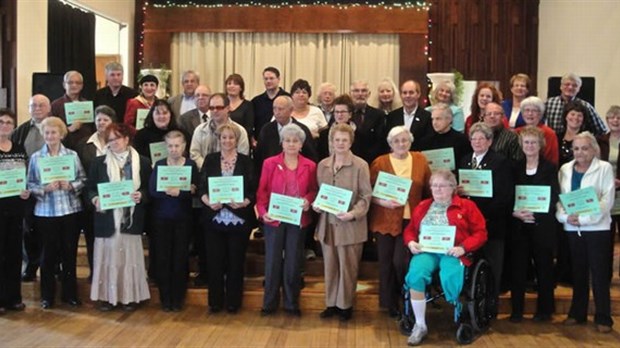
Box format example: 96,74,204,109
405,252,465,305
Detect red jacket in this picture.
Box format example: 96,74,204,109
256,152,318,228
403,195,487,266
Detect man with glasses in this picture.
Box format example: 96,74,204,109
189,92,249,170
12,94,51,282
483,102,523,163
50,70,93,149
543,73,607,136
169,70,200,117
178,85,212,140
349,80,386,164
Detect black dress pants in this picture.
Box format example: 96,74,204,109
153,217,191,308
0,209,24,307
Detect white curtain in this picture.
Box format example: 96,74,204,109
170,32,399,101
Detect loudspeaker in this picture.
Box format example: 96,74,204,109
32,73,65,102
547,77,595,107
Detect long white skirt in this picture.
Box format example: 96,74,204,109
90,229,150,305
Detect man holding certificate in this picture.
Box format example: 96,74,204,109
87,123,152,312
403,170,487,346
27,117,87,310
149,130,198,312
556,132,615,333
50,70,94,150
256,123,318,317
199,123,257,314
314,123,372,321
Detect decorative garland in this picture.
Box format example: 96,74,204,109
149,1,430,10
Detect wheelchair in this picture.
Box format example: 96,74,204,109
398,257,496,345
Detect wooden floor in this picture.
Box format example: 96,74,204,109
2,300,620,347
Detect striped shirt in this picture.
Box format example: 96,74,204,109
27,144,86,217
543,96,607,136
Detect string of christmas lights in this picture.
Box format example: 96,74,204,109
149,1,430,10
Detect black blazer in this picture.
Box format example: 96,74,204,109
353,105,386,164
511,158,559,246
200,152,258,228
254,118,319,170
386,106,432,150
413,128,472,163
87,154,152,237
458,149,513,240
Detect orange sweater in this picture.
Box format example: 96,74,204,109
368,152,431,236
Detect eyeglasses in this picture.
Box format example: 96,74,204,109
208,106,226,111
430,184,454,189
0,120,14,126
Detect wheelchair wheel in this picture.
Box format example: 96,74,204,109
456,323,475,345
467,259,495,332
398,315,415,336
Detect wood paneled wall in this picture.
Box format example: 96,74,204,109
428,0,539,98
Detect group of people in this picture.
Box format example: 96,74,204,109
0,64,617,344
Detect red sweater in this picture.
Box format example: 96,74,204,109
403,195,487,266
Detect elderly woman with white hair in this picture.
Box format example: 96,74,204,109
516,96,559,166
557,131,614,333
425,80,465,132
368,125,431,318
256,123,318,317
371,78,402,115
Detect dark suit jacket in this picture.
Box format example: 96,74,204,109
386,106,432,150
199,152,258,228
353,105,386,164
254,118,318,173
178,108,204,142
87,154,152,237
458,149,513,240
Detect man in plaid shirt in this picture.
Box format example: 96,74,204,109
543,73,608,136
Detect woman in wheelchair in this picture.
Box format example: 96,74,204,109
403,169,487,346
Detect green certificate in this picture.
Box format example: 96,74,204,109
208,176,244,203
136,109,149,130
419,225,456,254
372,171,412,205
421,148,455,171
0,168,27,199
514,185,551,213
149,141,168,165
64,101,94,124
314,183,353,215
611,191,620,215
98,180,135,211
38,155,76,184
268,193,304,226
156,165,192,192
559,186,601,216
458,169,493,198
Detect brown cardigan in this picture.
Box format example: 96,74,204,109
315,152,372,246
596,133,620,179
368,151,431,236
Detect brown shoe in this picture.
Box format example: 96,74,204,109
596,324,612,333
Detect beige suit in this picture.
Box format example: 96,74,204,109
315,151,372,309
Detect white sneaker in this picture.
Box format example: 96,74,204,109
407,324,428,346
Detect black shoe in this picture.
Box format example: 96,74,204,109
227,306,239,314
0,307,5,315
97,302,114,312
7,303,26,311
532,313,551,322
509,314,523,323
162,305,172,312
285,308,301,317
300,277,305,290
319,306,339,319
63,298,82,307
40,300,53,309
122,303,138,312
172,305,183,312
21,271,36,282
388,307,400,319
339,307,353,321
260,308,275,317
208,306,222,314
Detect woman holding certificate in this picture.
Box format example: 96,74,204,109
0,108,30,314
509,126,559,323
313,123,372,321
124,74,158,133
87,123,152,312
133,99,179,162
200,123,257,314
556,131,615,333
256,123,318,316
27,116,87,309
403,169,487,345
368,125,431,318
149,130,198,311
